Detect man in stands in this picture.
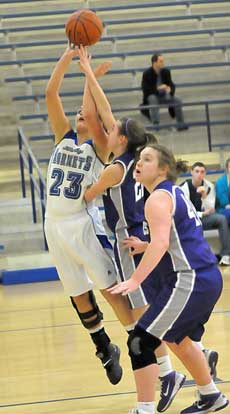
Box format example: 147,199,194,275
181,162,230,265
141,53,188,131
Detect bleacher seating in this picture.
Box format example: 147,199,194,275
0,0,229,279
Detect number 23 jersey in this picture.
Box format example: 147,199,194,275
46,129,104,218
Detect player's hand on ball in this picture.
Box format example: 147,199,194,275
108,279,140,295
64,45,79,58
78,45,92,74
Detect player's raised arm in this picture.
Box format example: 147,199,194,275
82,61,112,161
78,45,116,132
45,47,78,145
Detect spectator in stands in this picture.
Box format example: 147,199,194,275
180,162,230,266
215,158,230,224
141,53,188,131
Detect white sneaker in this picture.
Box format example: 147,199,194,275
219,255,230,265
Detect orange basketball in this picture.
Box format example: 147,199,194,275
65,9,103,47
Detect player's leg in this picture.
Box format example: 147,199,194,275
128,326,161,414
45,219,122,384
167,338,228,414
194,340,219,378
70,290,122,385
115,239,186,412
100,286,135,328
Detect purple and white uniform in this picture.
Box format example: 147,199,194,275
103,150,159,309
137,180,222,343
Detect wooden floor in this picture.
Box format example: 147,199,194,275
0,267,230,414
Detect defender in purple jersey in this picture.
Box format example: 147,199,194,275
79,46,186,413
110,143,228,414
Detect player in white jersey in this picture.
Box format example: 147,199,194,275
44,46,136,385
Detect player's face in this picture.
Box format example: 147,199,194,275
191,166,206,185
135,147,166,187
75,107,89,136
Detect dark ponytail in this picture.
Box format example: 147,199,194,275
119,117,157,153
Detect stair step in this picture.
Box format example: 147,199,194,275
0,198,42,225
0,251,58,285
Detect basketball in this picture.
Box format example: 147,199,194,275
65,9,103,47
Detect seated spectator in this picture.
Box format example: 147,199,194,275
216,158,230,224
180,161,230,266
140,53,188,131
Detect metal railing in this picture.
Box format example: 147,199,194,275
19,98,229,152
18,126,47,249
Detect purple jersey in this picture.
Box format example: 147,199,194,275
103,150,156,308
103,150,147,237
154,180,217,272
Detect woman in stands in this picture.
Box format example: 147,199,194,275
109,142,229,414
44,45,138,385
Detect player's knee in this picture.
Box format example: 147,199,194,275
70,290,103,329
127,326,161,370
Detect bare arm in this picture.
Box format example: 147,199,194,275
108,191,173,294
78,45,116,132
84,163,124,202
82,61,112,162
45,47,79,145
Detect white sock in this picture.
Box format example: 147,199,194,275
197,381,219,395
88,324,103,334
194,341,205,351
157,355,173,377
137,401,155,413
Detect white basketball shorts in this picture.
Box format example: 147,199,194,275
44,212,118,296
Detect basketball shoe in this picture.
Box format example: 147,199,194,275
157,370,186,412
203,349,219,378
180,391,229,413
96,343,122,385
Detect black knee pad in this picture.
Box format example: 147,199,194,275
127,326,161,370
70,290,103,329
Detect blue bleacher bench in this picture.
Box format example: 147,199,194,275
1,28,230,51
5,62,230,84
0,0,229,20
0,13,229,35
1,44,229,67
12,80,230,102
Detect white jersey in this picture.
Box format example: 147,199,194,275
45,129,105,234
44,130,118,295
